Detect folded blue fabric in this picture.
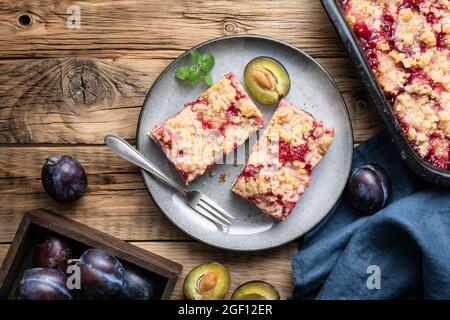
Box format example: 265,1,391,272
291,130,450,300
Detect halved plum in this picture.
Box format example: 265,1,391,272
244,57,290,105
183,262,230,300
231,281,280,300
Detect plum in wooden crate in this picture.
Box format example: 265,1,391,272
0,209,182,300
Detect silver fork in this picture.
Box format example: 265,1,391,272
104,135,236,229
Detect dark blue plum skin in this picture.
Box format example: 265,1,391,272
17,268,72,300
34,234,72,271
41,155,87,203
115,268,154,300
77,249,125,297
347,164,392,214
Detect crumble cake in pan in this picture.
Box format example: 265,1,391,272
341,0,449,171
150,73,265,184
232,100,335,221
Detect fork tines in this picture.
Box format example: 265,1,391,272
196,196,235,228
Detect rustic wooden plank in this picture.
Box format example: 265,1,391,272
0,0,347,59
0,245,8,262
0,191,189,243
0,57,383,144
0,0,386,302
0,241,297,300
0,145,189,242
0,58,166,144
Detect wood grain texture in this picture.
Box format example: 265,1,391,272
0,0,346,59
0,58,166,144
0,246,7,262
0,241,297,300
0,0,386,300
0,0,384,144
0,57,383,144
0,191,187,243
1,144,297,242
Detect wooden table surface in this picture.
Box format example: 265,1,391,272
0,0,383,299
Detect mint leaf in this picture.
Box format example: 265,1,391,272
203,73,213,87
186,66,201,84
175,65,191,80
190,50,201,65
175,50,215,86
200,53,215,73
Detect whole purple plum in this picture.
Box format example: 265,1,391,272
34,234,72,271
77,249,125,297
41,155,87,203
115,268,154,300
17,268,72,300
347,164,392,214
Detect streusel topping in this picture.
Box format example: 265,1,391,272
150,73,264,183
342,0,449,170
232,100,334,220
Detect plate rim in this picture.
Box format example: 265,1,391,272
136,34,354,251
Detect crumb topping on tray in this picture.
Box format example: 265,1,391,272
341,0,449,171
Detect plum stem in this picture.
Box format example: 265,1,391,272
67,258,80,265
46,156,59,165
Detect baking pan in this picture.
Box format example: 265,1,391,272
321,0,450,187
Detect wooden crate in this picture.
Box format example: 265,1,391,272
0,209,182,300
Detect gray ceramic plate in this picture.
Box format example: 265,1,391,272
136,35,353,251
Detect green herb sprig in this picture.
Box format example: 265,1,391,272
175,50,215,87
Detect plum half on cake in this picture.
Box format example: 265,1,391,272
232,100,335,221
150,73,265,184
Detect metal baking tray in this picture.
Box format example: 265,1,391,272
321,0,450,187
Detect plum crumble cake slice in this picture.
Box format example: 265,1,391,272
232,100,335,221
341,0,450,170
150,73,265,184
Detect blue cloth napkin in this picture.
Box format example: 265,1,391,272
291,130,450,300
